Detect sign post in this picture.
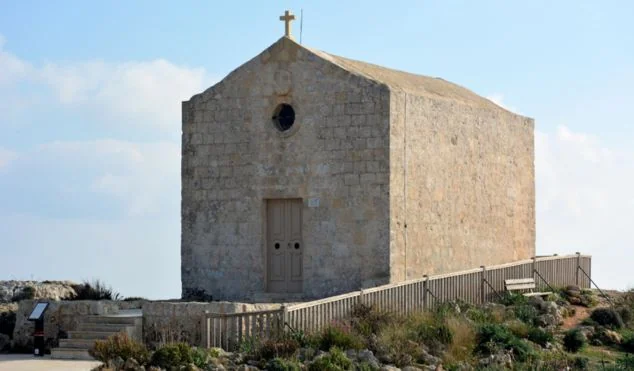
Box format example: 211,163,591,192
27,302,49,357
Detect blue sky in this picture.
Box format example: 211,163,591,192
1,1,632,299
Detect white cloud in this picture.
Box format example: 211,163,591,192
486,93,520,114
0,33,215,131
39,60,211,130
0,35,32,85
536,125,634,290
1,139,180,217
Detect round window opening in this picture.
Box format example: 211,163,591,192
272,104,296,132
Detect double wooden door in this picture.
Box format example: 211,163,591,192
266,199,303,293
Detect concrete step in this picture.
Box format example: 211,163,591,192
59,338,97,349
82,315,141,325
68,330,119,340
78,323,132,332
51,347,95,360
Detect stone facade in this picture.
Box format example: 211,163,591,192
181,37,535,301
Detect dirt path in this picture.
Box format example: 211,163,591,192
0,354,100,371
561,305,592,330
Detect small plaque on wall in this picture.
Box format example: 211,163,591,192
308,198,320,208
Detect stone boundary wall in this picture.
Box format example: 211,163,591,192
12,300,119,351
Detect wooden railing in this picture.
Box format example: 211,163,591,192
202,253,591,350
202,309,284,350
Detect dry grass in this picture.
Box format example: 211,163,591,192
443,316,476,365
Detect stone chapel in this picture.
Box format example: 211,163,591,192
181,13,535,301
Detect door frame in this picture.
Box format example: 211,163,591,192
263,198,304,293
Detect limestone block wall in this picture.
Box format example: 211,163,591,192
389,91,535,281
12,300,119,351
181,38,392,301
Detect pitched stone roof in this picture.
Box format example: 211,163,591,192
305,43,503,111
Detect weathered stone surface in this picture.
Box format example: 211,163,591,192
0,281,77,303
181,36,535,300
12,300,119,351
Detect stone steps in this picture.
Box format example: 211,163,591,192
78,323,131,332
51,312,142,360
59,338,98,349
51,347,94,360
68,331,116,340
82,315,140,325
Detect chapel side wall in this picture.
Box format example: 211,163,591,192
181,38,392,301
390,93,535,280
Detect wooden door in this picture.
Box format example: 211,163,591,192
267,199,303,293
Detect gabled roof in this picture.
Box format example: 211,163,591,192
303,40,505,111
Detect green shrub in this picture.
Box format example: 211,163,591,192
149,342,192,369
11,286,36,302
475,324,535,362
514,304,539,325
71,280,121,301
351,304,394,336
415,322,453,346
356,362,379,371
590,308,624,329
309,347,353,371
258,338,299,360
89,333,150,364
506,320,530,338
316,325,363,351
526,327,553,347
475,324,513,353
623,333,634,353
616,354,634,369
563,329,586,353
288,329,310,347
238,336,258,355
573,356,590,370
190,347,211,368
465,307,494,324
0,310,16,338
499,292,528,306
267,357,302,371
122,296,147,302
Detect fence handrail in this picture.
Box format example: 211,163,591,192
202,253,591,351
203,308,283,319
286,291,361,311
300,254,585,306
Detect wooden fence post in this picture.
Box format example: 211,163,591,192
203,310,210,348
575,252,581,286
359,289,365,307
531,256,537,285
422,275,429,310
281,305,288,335
480,265,486,304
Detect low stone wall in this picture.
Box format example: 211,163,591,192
142,301,281,348
12,300,119,351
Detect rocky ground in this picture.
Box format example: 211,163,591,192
0,280,77,303
89,286,634,371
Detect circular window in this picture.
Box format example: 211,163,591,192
272,104,295,132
